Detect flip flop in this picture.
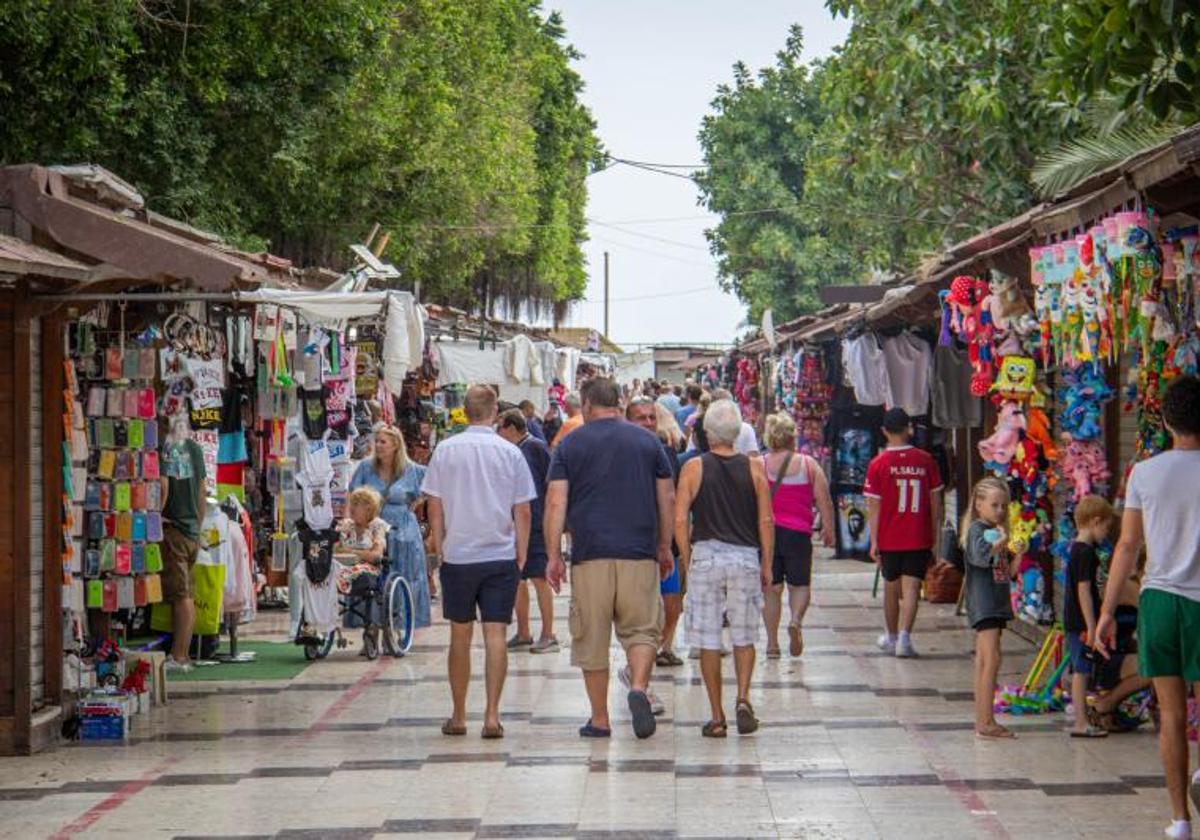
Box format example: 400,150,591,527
578,720,611,739
1069,726,1108,738
481,723,505,740
765,647,782,660
441,719,467,736
975,725,1016,740
627,690,657,740
788,623,804,657
701,719,727,738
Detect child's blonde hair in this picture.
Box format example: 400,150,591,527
1073,494,1114,529
347,486,382,520
959,476,1010,549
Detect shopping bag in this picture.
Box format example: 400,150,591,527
925,561,963,604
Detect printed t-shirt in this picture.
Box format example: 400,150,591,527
548,418,672,563
1064,541,1100,634
552,413,583,447
298,387,327,440
1125,449,1200,602
162,439,207,540
422,426,538,565
862,445,943,552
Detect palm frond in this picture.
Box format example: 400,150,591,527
1032,124,1181,198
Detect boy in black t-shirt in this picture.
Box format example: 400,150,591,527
1064,495,1115,738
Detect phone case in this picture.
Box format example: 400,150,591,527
114,542,131,575
141,451,160,480
84,548,101,578
139,348,157,380
130,481,147,511
144,573,163,603
144,543,163,573
115,512,133,541
103,512,116,539
113,421,128,449
122,350,140,381
131,541,145,574
142,419,158,450
105,347,122,380
112,451,131,481
86,579,104,608
97,450,116,480
98,481,113,511
145,482,162,511
131,512,147,542
114,482,131,512
88,512,104,540
122,388,138,418
133,574,148,607
138,388,157,420
102,579,118,612
145,512,163,542
84,480,101,510
127,419,144,450
99,539,116,571
86,387,106,417
106,388,124,418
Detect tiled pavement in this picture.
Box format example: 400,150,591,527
0,558,1176,838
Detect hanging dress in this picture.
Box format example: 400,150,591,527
348,461,432,629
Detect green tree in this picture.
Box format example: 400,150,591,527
0,0,598,307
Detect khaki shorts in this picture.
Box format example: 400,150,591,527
161,524,200,603
568,559,663,671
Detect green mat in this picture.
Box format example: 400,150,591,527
163,641,313,683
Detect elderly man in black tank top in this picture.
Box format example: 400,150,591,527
675,399,775,737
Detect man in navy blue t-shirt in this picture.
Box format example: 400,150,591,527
545,377,674,740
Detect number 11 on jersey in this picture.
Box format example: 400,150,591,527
895,478,921,514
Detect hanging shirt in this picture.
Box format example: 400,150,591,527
931,344,982,429
323,380,352,440
298,387,327,440
862,445,943,552
297,471,334,530
841,334,893,407
882,333,932,417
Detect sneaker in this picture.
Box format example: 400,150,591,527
1164,819,1192,840
895,638,918,658
1190,769,1200,814
164,658,192,674
876,634,896,655
507,634,533,651
618,666,665,715
530,637,560,654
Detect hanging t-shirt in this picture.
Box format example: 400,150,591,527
881,332,932,417
298,387,327,440
219,385,250,434
297,471,334,529
324,380,352,440
841,334,893,407
931,344,982,429
299,437,334,482
862,445,944,552
297,523,337,584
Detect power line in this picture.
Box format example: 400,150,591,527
588,235,716,268
576,284,727,304
588,219,711,251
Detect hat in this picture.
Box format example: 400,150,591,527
882,407,911,433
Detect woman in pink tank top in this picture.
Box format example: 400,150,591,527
762,412,835,658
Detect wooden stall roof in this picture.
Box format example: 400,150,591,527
0,234,90,283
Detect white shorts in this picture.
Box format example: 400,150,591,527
685,540,763,650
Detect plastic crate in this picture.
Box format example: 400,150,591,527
80,715,126,741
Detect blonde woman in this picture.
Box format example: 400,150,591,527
655,403,685,453
761,412,835,658
349,425,431,628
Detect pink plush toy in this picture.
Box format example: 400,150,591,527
1056,435,1111,503
978,400,1026,469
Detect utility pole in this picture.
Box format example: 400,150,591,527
603,250,610,339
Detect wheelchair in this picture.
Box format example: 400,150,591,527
302,558,415,661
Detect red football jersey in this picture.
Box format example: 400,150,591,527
862,446,943,552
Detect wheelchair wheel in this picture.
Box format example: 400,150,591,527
363,629,379,660
304,631,335,661
381,575,415,656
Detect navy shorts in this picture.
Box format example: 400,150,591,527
522,552,548,580
440,560,519,624
1067,632,1094,676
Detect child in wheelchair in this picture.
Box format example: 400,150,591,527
335,487,390,655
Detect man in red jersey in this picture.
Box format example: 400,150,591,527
863,408,943,658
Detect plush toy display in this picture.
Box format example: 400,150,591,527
978,400,1025,471
986,270,1038,357
1057,435,1111,503
1060,365,1114,441
941,275,995,395
990,355,1038,402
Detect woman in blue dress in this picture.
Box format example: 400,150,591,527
348,425,431,629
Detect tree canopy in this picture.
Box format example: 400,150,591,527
0,0,598,308
698,0,1184,321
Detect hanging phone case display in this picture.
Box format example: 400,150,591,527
70,314,166,617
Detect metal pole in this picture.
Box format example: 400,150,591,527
603,251,610,339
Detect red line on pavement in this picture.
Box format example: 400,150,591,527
48,759,178,840
304,655,392,738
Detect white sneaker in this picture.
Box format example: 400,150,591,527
164,658,193,674
618,666,665,716
876,634,896,655
1164,819,1192,839
530,637,560,654
895,638,918,658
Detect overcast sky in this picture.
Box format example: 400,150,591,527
551,1,851,349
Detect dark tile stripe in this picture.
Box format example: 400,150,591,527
1039,782,1137,796
381,818,482,833
424,752,511,764
507,756,590,767
156,773,245,786
961,778,1040,791
337,759,422,771
852,773,942,787
591,759,675,773
675,764,761,778
476,824,577,838
575,831,677,840
245,766,333,778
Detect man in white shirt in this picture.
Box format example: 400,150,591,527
424,385,537,740
1099,376,1200,839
